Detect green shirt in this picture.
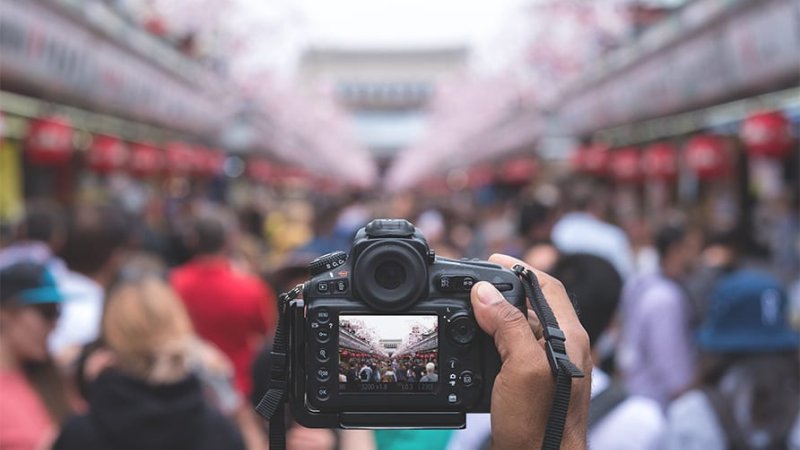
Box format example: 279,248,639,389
374,429,453,450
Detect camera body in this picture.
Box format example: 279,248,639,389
289,219,526,428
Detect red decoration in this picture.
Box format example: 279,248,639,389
641,142,678,181
87,134,128,174
684,135,730,180
247,159,274,184
25,116,73,166
467,165,495,188
610,148,641,183
165,142,194,175
129,142,164,178
201,149,225,177
576,144,610,176
740,111,793,159
500,157,538,184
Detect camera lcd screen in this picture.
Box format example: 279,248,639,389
338,315,438,393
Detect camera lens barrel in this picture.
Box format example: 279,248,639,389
353,241,428,312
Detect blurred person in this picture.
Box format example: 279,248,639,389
685,228,742,326
617,223,701,407
0,200,67,272
663,270,800,449
551,178,634,278
49,205,130,360
0,262,71,450
170,215,277,450
522,240,560,273
52,276,245,450
552,254,664,450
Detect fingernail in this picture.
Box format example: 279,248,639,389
477,282,503,305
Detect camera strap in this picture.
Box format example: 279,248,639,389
256,285,302,450
512,264,585,450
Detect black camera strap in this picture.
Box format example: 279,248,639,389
512,264,585,450
256,285,302,450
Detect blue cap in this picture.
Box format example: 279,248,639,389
697,269,800,353
0,262,66,305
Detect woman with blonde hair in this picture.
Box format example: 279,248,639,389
52,276,245,450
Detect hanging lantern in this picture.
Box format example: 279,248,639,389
165,142,193,176
202,149,225,178
25,116,73,166
642,142,678,181
570,146,587,172
500,157,538,185
129,142,164,178
467,164,495,188
581,143,610,176
246,159,273,184
684,135,730,180
740,110,793,159
87,134,128,174
610,147,641,183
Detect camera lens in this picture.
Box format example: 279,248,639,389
353,241,428,312
374,261,407,290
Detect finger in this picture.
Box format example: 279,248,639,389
527,308,543,340
470,281,539,367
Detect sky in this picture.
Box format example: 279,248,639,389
341,315,437,341
225,0,529,78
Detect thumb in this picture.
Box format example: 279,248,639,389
471,281,537,364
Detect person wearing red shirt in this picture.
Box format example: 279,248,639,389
170,216,277,398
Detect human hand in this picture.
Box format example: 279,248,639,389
470,254,592,450
286,426,337,450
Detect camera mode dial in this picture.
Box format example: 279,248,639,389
309,251,348,277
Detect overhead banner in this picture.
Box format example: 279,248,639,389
558,0,800,135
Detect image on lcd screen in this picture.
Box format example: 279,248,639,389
339,315,438,393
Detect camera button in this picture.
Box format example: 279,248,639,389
447,315,477,345
316,328,331,343
316,386,330,401
447,393,459,404
334,280,348,293
446,358,459,371
315,308,331,323
316,367,331,382
316,282,330,294
316,347,331,362
461,277,475,290
460,371,475,388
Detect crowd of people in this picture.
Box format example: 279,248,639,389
0,172,798,449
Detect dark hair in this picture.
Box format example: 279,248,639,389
59,205,131,275
551,253,622,346
185,217,226,256
21,200,65,244
654,223,688,260
697,352,799,447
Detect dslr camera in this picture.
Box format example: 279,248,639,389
286,219,526,428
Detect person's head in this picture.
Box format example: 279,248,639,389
551,254,622,347
0,262,65,364
102,277,194,384
183,216,227,258
654,222,700,277
17,200,66,251
425,362,435,374
563,178,609,217
59,205,131,279
701,228,741,270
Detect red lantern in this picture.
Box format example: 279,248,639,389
87,134,128,174
202,149,225,177
642,142,678,181
500,157,538,184
165,142,193,175
247,159,273,184
25,116,73,166
684,135,730,180
610,148,641,183
581,144,610,176
129,142,164,178
740,111,793,159
467,165,495,188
